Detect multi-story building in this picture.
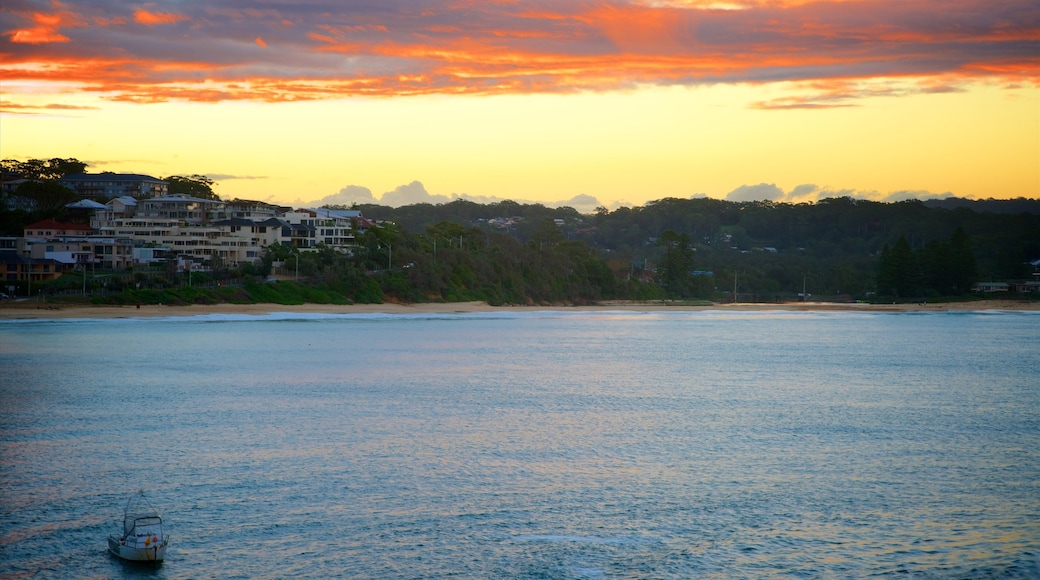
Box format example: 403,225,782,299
281,208,358,251
137,194,226,223
23,218,96,238
90,196,138,228
1,178,39,211
28,236,134,270
0,252,61,285
226,199,289,221
58,173,168,200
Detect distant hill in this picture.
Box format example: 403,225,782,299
923,197,1040,215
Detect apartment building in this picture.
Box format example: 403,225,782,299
58,173,168,199
10,192,366,274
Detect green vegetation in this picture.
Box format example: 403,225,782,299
163,174,219,199
3,158,1038,306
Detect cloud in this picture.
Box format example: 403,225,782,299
4,4,84,44
557,194,602,213
724,182,946,204
726,183,784,201
290,179,962,210
295,182,607,211
381,181,452,206
787,183,818,199
0,0,1035,102
204,174,266,181
879,190,954,203
302,185,378,207
133,9,189,26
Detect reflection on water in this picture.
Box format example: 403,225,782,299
2,310,1039,578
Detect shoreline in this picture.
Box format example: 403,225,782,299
1,299,1037,320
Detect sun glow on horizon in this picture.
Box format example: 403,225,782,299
3,80,1034,209
1,0,1037,208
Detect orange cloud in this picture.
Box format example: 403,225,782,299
133,9,189,26
5,3,85,44
8,26,71,44
1,0,1036,103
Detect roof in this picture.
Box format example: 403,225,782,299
213,218,260,227
146,194,222,204
309,208,362,219
0,252,31,265
0,253,57,266
259,217,291,228
108,196,138,206
59,173,166,183
24,219,95,232
66,199,107,209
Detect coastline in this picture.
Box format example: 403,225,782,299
1,299,1036,320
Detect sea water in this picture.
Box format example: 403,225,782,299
1,309,1038,579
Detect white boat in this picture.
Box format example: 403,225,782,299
108,492,169,562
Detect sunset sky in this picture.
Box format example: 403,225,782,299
1,0,1037,211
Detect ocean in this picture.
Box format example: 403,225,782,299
1,309,1038,579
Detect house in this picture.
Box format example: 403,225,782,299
210,217,288,264
971,282,1009,293
280,210,319,249
1010,281,1040,293
91,196,138,227
58,173,168,199
65,199,107,224
307,208,358,250
29,236,135,270
1,178,39,211
0,252,61,284
23,219,96,238
137,194,225,223
226,199,288,221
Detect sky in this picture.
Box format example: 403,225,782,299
1,0,1038,212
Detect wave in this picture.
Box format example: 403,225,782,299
2,307,1034,326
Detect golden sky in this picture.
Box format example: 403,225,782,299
1,0,1037,210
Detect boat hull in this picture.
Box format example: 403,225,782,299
108,535,167,562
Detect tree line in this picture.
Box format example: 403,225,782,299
3,157,1039,304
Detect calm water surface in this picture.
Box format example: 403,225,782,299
1,309,1038,579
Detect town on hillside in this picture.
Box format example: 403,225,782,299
1,170,378,292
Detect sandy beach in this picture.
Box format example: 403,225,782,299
1,299,1036,320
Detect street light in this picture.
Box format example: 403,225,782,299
294,251,299,281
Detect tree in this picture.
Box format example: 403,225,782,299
15,180,78,213
949,227,977,294
876,235,916,298
1,157,87,180
164,175,218,199
532,218,564,250
658,230,696,297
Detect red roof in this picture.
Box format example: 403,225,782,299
24,219,95,232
